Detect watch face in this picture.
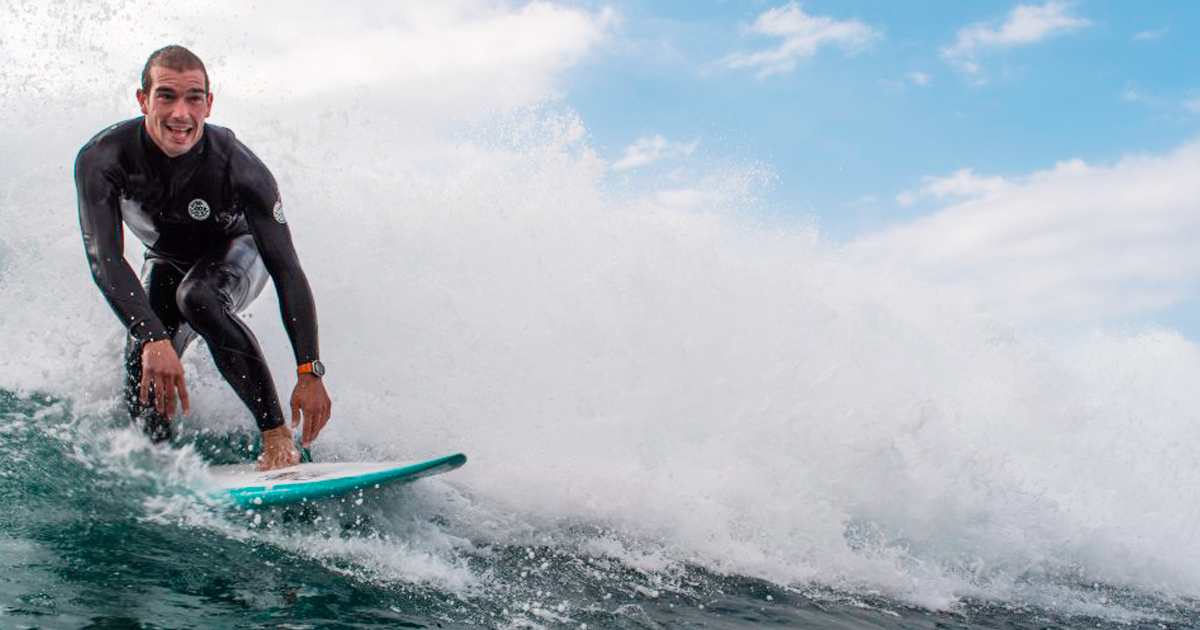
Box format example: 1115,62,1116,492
311,360,326,377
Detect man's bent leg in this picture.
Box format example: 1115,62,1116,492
175,235,284,431
125,258,195,442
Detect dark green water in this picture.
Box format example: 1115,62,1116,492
2,390,1198,630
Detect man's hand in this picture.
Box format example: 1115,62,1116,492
290,375,331,448
257,425,300,471
140,339,189,418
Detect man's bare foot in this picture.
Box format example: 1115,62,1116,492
257,426,301,471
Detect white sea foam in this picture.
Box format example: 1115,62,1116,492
2,0,1199,616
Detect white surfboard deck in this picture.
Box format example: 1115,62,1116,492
208,453,466,508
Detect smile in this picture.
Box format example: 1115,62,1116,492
165,122,193,141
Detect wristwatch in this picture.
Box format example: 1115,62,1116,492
297,360,326,378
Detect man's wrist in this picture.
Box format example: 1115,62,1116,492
297,360,325,378
136,321,171,343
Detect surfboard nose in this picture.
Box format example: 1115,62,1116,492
208,453,468,508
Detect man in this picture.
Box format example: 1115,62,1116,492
75,45,331,470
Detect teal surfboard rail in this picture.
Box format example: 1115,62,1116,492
222,453,467,508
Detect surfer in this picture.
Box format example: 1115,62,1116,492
74,45,331,470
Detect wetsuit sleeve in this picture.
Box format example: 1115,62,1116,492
235,148,320,365
75,145,170,342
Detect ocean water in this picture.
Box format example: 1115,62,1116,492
4,2,1200,628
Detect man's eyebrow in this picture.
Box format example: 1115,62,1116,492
151,86,206,96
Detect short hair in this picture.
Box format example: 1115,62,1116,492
141,45,209,94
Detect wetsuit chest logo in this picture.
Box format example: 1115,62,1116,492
272,200,286,224
188,198,211,221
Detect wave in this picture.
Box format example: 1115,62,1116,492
1,3,1199,624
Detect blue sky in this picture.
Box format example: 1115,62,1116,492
567,1,1198,230
553,0,1200,332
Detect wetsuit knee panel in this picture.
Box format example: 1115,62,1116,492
175,274,233,323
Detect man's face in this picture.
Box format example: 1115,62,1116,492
137,66,212,157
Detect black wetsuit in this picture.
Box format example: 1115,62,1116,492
75,118,318,439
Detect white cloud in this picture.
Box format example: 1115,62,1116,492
907,71,932,86
719,2,882,78
1122,87,1152,104
852,140,1200,324
879,71,933,94
613,135,699,170
1123,85,1200,116
213,1,616,114
896,168,1010,206
0,0,615,121
654,187,714,210
1133,27,1169,41
942,2,1090,78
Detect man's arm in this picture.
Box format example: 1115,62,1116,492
236,146,331,448
75,144,190,418
75,146,168,342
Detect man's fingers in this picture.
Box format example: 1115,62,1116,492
167,377,177,417
140,341,187,419
309,412,321,444
160,376,176,417
153,375,165,413
177,376,190,416
139,373,151,406
300,405,318,447
314,406,327,444
301,409,313,446
301,402,330,447
291,398,302,428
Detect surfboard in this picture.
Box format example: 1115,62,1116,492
208,453,467,508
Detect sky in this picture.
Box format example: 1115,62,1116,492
556,0,1200,333
4,0,1200,336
